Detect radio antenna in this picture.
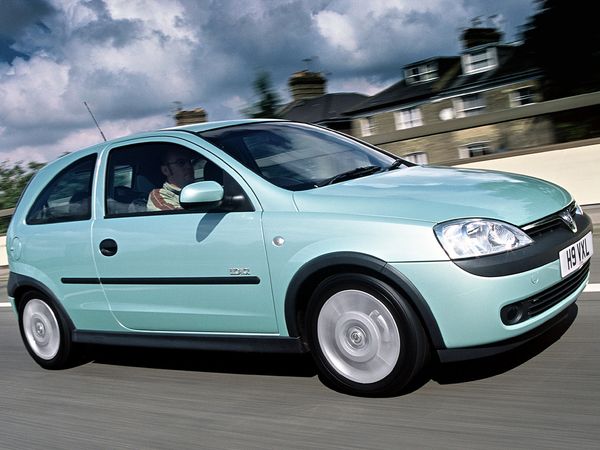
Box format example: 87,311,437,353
83,101,107,142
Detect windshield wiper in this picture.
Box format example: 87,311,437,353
387,158,409,171
317,165,383,187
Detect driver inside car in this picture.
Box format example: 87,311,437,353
147,149,196,211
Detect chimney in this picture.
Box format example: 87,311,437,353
461,27,503,49
288,71,326,101
174,107,207,126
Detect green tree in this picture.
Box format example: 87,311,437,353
0,161,44,233
521,0,600,99
244,71,283,118
520,0,600,142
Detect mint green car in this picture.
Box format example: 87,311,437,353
7,120,593,395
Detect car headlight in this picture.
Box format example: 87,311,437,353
434,219,533,259
574,202,584,215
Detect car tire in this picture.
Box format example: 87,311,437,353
18,291,83,370
305,273,429,396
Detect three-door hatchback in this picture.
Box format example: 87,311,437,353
7,120,593,395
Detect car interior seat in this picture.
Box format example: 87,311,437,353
68,190,90,218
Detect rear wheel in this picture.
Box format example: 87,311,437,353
18,291,82,369
306,274,429,396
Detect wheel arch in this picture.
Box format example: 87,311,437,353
8,272,76,331
284,252,446,350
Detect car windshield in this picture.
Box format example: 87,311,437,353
198,122,401,191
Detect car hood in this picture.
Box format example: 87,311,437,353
293,166,572,226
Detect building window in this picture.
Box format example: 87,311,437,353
402,152,428,164
510,87,535,107
359,117,375,137
462,47,498,74
394,107,423,130
454,93,485,118
404,62,438,84
459,142,492,159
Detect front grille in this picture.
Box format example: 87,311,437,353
522,203,577,237
501,260,590,325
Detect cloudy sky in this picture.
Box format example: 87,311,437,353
0,0,536,163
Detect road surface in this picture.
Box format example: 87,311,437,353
0,233,598,449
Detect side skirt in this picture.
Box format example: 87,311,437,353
72,330,309,354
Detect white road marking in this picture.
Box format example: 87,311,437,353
0,303,11,308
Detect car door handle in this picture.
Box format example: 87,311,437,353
99,239,118,257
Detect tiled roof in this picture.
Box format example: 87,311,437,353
344,46,540,115
441,45,541,97
279,93,367,123
345,57,460,114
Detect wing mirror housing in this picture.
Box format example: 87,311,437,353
180,181,224,208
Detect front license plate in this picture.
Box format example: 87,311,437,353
559,232,594,278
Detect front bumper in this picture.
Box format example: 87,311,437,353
390,209,592,349
437,302,578,363
389,257,589,349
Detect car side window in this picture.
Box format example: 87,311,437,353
26,154,97,225
105,142,253,217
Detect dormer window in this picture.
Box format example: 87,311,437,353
404,62,438,84
462,47,498,74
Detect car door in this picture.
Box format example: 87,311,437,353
91,137,278,334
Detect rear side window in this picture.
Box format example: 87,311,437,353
26,154,97,225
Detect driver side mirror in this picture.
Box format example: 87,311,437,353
180,181,224,208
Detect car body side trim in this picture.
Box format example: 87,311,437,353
72,330,307,353
61,276,261,285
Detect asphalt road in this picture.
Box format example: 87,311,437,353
0,234,598,449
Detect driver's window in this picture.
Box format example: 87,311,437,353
105,142,252,217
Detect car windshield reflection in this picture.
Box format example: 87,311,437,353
199,122,397,190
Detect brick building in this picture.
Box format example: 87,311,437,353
344,27,555,163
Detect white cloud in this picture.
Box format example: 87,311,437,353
328,77,393,96
0,56,73,126
3,113,171,163
105,0,196,41
314,10,358,53
0,0,536,162
51,0,98,31
222,95,247,113
0,0,202,161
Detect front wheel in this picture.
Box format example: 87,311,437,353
305,274,429,396
18,291,82,369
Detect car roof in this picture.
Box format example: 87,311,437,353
38,119,289,175
159,118,285,133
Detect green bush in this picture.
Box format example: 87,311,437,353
0,161,44,234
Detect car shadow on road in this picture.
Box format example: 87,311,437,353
87,304,577,393
432,305,577,385
90,346,318,378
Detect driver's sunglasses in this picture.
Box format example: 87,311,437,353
165,158,195,168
